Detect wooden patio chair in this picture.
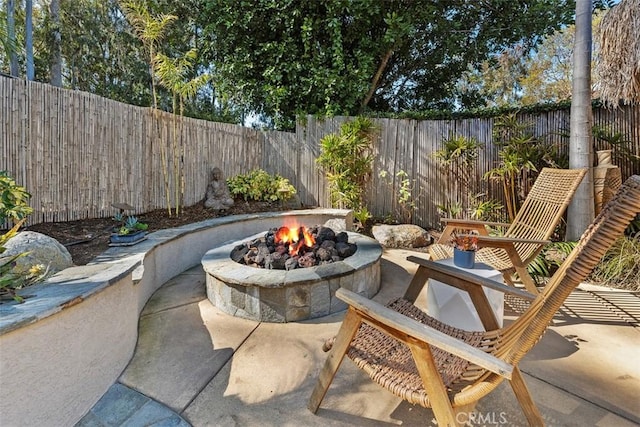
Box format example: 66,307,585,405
308,175,640,426
429,167,587,293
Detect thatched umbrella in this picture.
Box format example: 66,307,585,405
596,0,640,106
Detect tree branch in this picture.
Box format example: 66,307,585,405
360,48,394,111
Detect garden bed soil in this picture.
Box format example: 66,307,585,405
26,200,292,266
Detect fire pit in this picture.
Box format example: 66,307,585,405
202,225,382,322
231,224,357,270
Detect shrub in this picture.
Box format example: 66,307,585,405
227,169,296,202
1,171,33,225
316,116,377,227
589,236,640,291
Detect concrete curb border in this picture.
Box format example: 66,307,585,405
0,209,352,426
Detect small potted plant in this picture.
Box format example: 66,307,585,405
110,213,149,246
450,231,479,269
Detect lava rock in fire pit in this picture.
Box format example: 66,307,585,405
265,251,288,269
336,231,349,243
231,244,249,263
298,252,317,268
230,225,357,270
315,226,335,244
336,242,357,258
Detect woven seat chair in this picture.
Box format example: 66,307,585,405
308,175,640,426
429,167,587,294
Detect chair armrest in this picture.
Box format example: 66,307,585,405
476,235,551,247
441,218,510,229
336,288,514,379
406,255,536,301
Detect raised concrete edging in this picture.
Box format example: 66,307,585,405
0,208,352,427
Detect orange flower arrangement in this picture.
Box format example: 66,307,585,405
450,231,479,252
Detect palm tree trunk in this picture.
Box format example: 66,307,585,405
25,0,34,80
567,0,595,240
50,0,62,87
7,0,19,77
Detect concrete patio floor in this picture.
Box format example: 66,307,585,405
78,249,640,426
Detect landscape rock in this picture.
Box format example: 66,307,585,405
323,218,348,231
372,224,432,248
3,231,74,275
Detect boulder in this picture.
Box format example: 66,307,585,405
3,231,74,275
372,224,432,248
324,218,349,232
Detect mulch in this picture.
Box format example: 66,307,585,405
25,200,291,266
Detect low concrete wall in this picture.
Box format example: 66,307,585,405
0,209,352,426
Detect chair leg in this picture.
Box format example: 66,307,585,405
453,402,478,426
308,308,362,413
510,366,544,426
409,340,460,427
514,267,540,295
502,272,516,287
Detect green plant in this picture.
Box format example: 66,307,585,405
592,125,640,168
154,48,211,217
1,171,33,225
0,220,46,303
316,117,377,215
378,169,416,223
120,0,179,217
589,236,640,291
226,169,296,202
528,241,577,283
469,195,504,222
436,201,463,219
432,134,482,220
113,213,148,235
353,206,372,231
485,113,557,221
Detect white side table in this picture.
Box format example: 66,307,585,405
426,258,504,331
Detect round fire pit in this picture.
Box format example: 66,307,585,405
201,231,382,322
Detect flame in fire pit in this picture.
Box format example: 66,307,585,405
275,223,316,256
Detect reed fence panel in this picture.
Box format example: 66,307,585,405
2,76,638,230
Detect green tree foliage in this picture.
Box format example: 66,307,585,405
59,0,153,106
1,0,238,122
199,0,576,129
1,0,588,127
457,9,609,108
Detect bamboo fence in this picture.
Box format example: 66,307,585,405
2,76,639,229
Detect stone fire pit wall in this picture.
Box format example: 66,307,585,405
202,231,382,322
